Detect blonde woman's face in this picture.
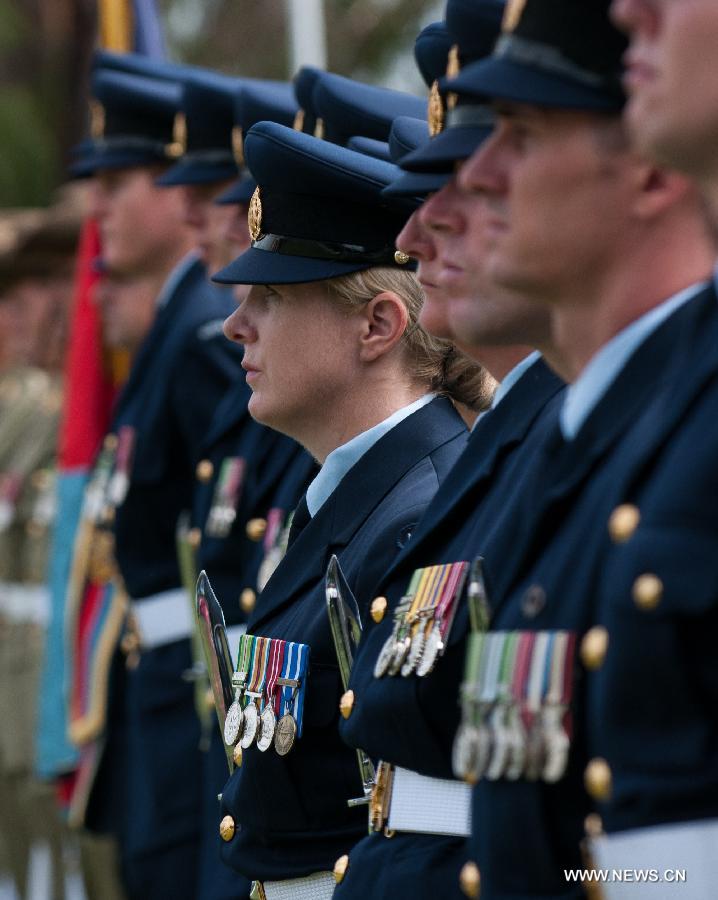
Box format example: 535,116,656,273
222,281,362,438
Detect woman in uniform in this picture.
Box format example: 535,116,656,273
209,119,491,900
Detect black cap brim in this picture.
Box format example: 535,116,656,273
212,245,381,286
382,170,449,200
400,124,493,172
444,56,625,112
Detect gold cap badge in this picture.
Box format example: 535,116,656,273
428,80,445,137
248,187,263,242
503,0,528,32
232,125,244,167
165,112,187,159
90,100,105,140
394,249,411,265
445,44,460,112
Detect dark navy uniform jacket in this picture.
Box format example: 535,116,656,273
335,359,564,900
218,396,468,883
192,377,316,624
92,258,243,898
192,378,316,900
466,284,718,899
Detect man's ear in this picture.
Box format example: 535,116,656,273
632,162,696,220
357,291,409,363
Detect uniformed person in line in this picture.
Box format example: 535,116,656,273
68,65,243,900
158,72,317,900
207,118,491,899
0,202,79,898
422,0,718,895
611,0,718,220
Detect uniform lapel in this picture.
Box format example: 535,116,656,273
395,359,564,570
490,284,718,610
249,397,466,629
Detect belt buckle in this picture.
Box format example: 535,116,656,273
369,761,394,836
249,881,267,900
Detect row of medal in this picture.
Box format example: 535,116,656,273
83,425,136,524
453,628,576,785
373,561,469,679
223,632,310,758
205,457,245,539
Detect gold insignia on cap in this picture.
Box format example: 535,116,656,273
446,44,461,79
165,112,187,159
445,44,460,112
314,117,325,140
503,0,528,32
293,108,305,132
428,80,445,137
394,249,411,265
232,125,245,167
90,100,105,140
248,187,263,242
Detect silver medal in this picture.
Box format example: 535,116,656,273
223,699,243,747
401,627,425,677
256,705,276,752
373,633,398,679
273,713,297,756
240,703,259,749
416,622,444,677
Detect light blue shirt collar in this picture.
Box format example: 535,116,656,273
155,251,199,310
471,351,541,431
305,393,436,517
560,281,707,440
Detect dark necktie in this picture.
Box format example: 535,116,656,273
287,494,311,547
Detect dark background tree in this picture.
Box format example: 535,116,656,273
0,0,439,207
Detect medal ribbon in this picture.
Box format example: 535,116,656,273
511,631,534,707
480,632,504,707
524,631,550,728
115,426,135,473
265,638,286,715
279,641,310,738
223,457,245,508
292,642,310,738
435,561,469,639
467,558,491,634
405,567,437,635
263,508,284,552
247,636,270,699
236,631,254,676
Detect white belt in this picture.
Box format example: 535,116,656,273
388,766,472,837
225,624,246,663
131,588,193,649
252,871,335,900
0,582,50,625
591,818,718,899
